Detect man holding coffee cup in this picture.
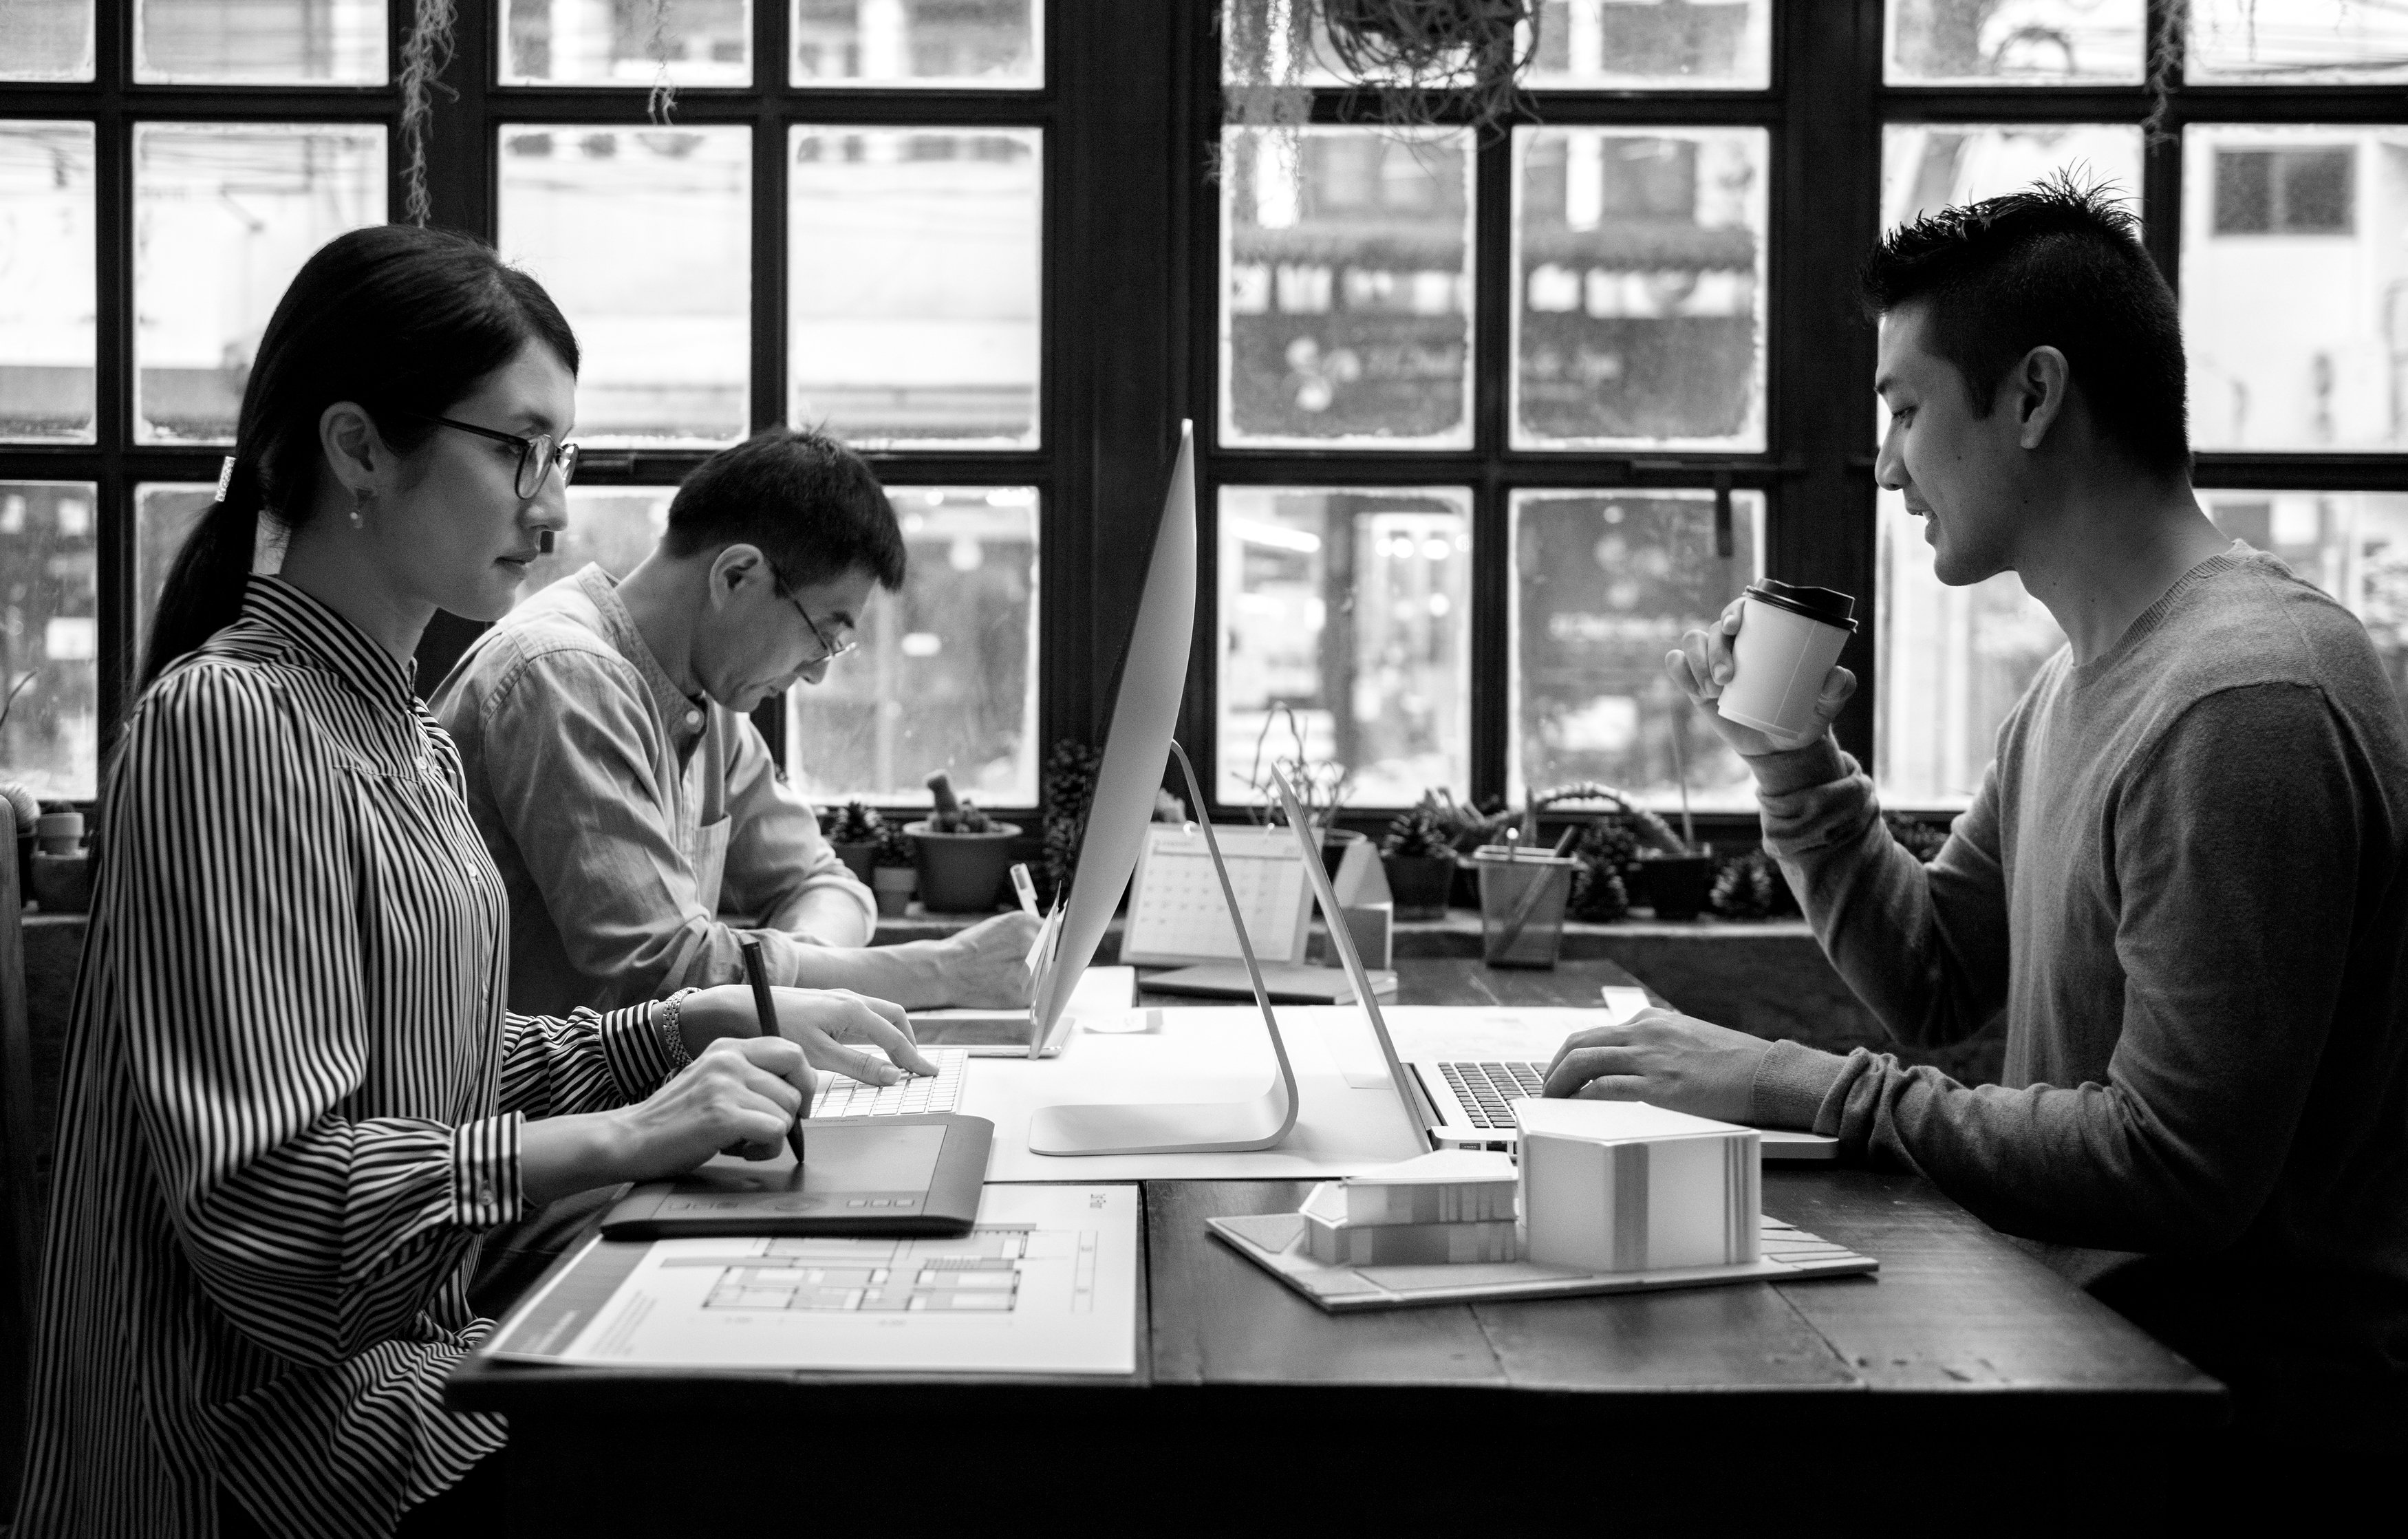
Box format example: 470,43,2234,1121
1542,177,2408,1448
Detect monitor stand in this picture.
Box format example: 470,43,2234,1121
1027,742,1299,1156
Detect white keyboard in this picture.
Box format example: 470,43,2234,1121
808,1048,967,1119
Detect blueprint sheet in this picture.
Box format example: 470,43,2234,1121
493,1185,1137,1376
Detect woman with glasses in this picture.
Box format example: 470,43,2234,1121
14,226,932,1539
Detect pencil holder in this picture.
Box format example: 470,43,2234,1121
1473,846,1577,969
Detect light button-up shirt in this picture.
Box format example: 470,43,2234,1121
430,565,876,1016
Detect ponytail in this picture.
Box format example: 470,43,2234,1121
138,458,265,692
133,224,579,695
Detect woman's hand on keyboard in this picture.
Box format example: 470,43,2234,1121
678,984,937,1084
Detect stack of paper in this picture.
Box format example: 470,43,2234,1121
1514,1100,1759,1273
1297,1150,1521,1265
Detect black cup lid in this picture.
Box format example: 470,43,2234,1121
1745,578,1858,631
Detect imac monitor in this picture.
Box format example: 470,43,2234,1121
1020,421,1197,1055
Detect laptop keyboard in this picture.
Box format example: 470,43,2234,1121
1438,1060,1549,1130
808,1048,967,1119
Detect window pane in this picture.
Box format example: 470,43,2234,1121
512,485,674,595
0,483,99,802
2201,492,2408,714
137,0,385,83
793,0,1039,87
788,128,1040,449
2189,0,2408,85
0,122,95,443
1221,127,1474,450
786,488,1038,805
1875,489,2065,806
1513,128,1766,451
2184,126,2408,452
1510,488,1763,809
502,127,750,447
1527,0,1770,89
1886,0,2143,83
504,0,751,87
1882,122,2142,229
1216,486,1472,806
0,0,92,80
134,124,385,445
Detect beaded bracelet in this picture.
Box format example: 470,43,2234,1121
653,987,700,1072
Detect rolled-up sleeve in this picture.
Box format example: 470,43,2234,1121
718,715,875,944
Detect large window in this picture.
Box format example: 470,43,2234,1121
0,0,1055,807
6,2,2404,817
1874,0,2408,805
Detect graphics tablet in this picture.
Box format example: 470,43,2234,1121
600,1114,992,1239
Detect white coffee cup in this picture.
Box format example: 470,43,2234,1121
1717,580,1858,744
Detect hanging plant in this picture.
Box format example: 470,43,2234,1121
1218,0,1540,158
398,0,458,226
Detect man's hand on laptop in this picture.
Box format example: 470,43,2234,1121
678,985,938,1084
1540,1007,1770,1125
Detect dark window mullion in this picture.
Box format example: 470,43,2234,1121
1470,121,1512,806
94,0,134,747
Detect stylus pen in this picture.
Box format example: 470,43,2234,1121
1009,861,1041,917
739,938,810,1167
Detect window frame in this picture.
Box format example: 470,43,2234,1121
0,0,1132,819
1185,0,2408,824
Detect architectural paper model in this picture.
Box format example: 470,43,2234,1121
1332,1149,1519,1225
1513,1100,1760,1273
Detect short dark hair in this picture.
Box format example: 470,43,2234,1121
1860,173,2189,474
664,427,907,592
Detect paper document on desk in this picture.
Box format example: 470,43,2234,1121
492,1185,1138,1375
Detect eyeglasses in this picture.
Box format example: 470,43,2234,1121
405,412,579,501
784,593,857,667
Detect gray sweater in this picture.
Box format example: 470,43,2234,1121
1748,545,2408,1392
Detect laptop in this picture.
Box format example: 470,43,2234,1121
1268,768,1838,1163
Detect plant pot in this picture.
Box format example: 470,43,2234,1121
870,864,916,918
1473,846,1577,969
828,840,877,887
1635,852,1716,921
903,821,1023,914
1382,852,1454,921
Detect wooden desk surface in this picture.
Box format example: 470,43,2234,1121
449,958,2222,1522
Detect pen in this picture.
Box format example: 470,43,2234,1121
740,938,810,1167
1009,861,1041,917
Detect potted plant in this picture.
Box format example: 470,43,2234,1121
821,800,882,886
870,823,918,918
1380,796,1456,921
1531,782,1708,921
904,771,1022,914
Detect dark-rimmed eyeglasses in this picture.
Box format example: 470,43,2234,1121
784,593,858,667
405,412,579,500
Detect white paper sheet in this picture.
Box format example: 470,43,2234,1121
963,1006,1430,1180
514,1185,1139,1375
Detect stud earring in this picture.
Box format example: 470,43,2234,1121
349,486,374,530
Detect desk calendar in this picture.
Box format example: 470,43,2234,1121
1121,824,1315,967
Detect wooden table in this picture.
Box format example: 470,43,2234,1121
450,960,2224,1529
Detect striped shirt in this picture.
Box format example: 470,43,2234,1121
14,579,682,1538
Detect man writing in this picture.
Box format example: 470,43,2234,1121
1542,180,2408,1434
433,426,1039,1017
